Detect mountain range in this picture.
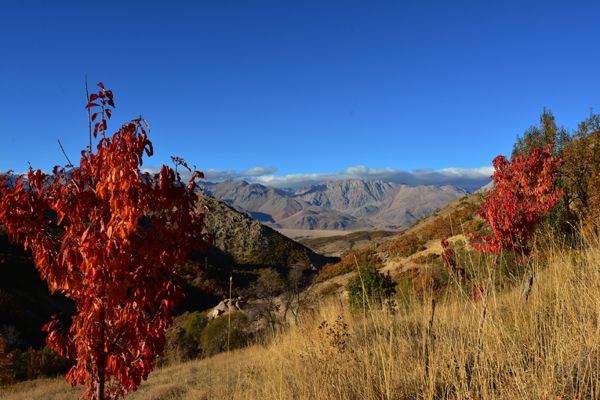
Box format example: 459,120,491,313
199,179,470,231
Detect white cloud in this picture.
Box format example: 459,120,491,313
249,165,493,191
144,164,493,191
242,166,278,176
203,169,239,181
141,166,277,182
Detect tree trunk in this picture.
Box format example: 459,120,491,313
96,308,106,400
96,372,105,400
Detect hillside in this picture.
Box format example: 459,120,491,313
4,184,599,400
0,194,337,354
298,193,481,259
200,179,469,231
308,193,483,297
198,193,335,268
299,230,398,257
5,232,599,399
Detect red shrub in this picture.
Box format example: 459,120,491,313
469,145,562,263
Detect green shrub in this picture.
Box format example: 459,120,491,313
11,346,71,381
201,312,249,357
346,263,395,309
181,311,209,354
448,241,521,291
394,273,417,310
162,311,209,365
162,310,252,363
161,325,185,366
411,264,450,298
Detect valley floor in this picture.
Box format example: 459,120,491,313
3,236,600,400
276,228,360,240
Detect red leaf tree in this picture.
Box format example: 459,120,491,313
0,83,208,399
470,145,563,263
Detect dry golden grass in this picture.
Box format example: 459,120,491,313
276,228,358,240
3,235,600,399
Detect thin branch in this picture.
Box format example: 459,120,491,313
85,76,92,153
57,138,74,168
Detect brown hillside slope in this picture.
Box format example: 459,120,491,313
5,234,599,399
299,230,397,257
312,194,482,288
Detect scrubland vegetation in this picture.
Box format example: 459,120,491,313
3,232,600,399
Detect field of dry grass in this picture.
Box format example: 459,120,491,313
300,230,398,257
3,234,600,399
276,228,360,240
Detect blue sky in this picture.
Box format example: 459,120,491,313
1,1,599,187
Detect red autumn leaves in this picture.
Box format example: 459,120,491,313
470,145,563,263
0,83,208,399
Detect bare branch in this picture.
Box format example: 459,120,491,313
85,76,92,153
57,138,74,168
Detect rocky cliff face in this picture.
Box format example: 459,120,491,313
197,193,336,268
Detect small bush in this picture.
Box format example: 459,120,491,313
181,312,209,354
346,263,395,309
162,311,209,365
162,310,253,363
161,325,186,366
11,346,71,381
394,273,417,309
449,241,521,291
201,312,250,357
318,248,382,281
383,233,427,258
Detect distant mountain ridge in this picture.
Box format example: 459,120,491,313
199,179,469,231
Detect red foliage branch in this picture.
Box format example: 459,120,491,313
469,145,562,263
0,83,209,399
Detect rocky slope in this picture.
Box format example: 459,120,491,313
197,193,337,268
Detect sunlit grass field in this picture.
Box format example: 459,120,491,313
3,234,600,399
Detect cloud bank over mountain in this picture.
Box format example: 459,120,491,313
200,165,493,192
202,167,278,181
